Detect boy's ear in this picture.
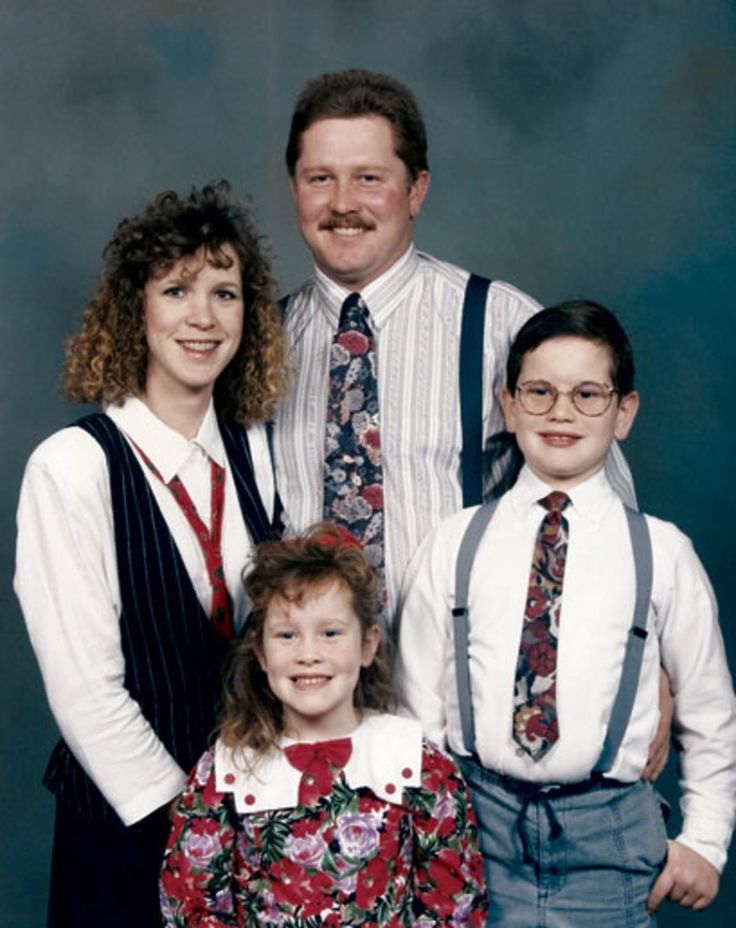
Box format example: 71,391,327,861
500,386,518,433
361,624,381,668
614,390,639,441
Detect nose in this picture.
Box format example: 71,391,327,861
186,291,216,328
548,390,576,419
329,176,358,214
295,635,323,665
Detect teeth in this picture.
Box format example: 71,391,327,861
293,676,329,686
330,227,365,236
180,341,218,351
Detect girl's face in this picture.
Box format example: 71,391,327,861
142,245,243,411
256,579,380,741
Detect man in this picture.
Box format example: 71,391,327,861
273,68,635,624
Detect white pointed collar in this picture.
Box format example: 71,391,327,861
215,713,423,814
105,396,226,482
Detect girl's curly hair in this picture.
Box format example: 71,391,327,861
219,523,395,758
63,181,288,425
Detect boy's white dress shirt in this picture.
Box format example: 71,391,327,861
14,397,275,825
396,465,736,872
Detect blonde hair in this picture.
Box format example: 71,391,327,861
219,523,394,756
63,181,288,425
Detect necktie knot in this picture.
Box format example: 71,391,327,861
539,491,570,514
339,292,366,326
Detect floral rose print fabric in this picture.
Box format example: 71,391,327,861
160,740,487,927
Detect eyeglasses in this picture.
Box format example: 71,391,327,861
516,380,618,417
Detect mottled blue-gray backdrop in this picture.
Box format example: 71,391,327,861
1,1,734,925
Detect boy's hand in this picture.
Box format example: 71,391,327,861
642,668,673,781
647,840,719,913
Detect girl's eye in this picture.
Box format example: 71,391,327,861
163,285,186,297
323,629,341,639
275,630,295,640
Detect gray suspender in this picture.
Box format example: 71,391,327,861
452,501,653,773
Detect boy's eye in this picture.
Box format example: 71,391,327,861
527,382,553,397
323,628,342,639
574,383,605,400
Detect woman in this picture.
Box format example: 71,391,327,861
14,182,288,927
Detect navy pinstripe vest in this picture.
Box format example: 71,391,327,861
43,413,280,824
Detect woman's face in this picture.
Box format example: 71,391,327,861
142,245,244,407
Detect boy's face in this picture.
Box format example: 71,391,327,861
501,336,639,491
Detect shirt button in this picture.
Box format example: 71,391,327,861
385,782,396,794
516,747,525,758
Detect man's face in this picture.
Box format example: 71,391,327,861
290,116,430,291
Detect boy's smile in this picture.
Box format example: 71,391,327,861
501,336,639,491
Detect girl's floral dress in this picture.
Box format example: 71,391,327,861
160,714,487,926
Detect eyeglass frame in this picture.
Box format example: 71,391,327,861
515,380,619,417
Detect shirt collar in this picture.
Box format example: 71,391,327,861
313,245,420,330
509,464,619,527
215,713,423,814
104,396,226,482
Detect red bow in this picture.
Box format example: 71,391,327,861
284,738,353,806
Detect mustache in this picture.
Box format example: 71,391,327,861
318,215,375,232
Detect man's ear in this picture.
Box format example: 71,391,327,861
408,170,430,219
500,385,518,433
614,390,639,441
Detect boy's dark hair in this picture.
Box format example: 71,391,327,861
506,300,636,396
285,69,428,181
219,523,394,757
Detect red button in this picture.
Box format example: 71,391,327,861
401,767,412,779
385,782,396,794
224,773,235,785
244,794,256,805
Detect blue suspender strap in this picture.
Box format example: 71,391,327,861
452,501,653,772
593,507,653,773
453,500,499,755
459,274,492,508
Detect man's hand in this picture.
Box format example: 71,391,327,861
647,840,719,913
642,667,673,781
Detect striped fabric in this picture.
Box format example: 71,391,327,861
274,248,635,625
43,413,277,823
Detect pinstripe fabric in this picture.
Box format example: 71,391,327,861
43,413,277,823
274,248,635,624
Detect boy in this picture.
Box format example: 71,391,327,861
396,301,736,926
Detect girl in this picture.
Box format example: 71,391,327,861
15,182,288,927
160,523,488,926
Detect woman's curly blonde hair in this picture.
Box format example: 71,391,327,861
63,181,288,425
219,523,394,758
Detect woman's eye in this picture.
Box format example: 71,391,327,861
163,285,185,297
216,289,239,300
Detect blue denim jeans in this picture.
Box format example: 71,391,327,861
456,756,668,928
